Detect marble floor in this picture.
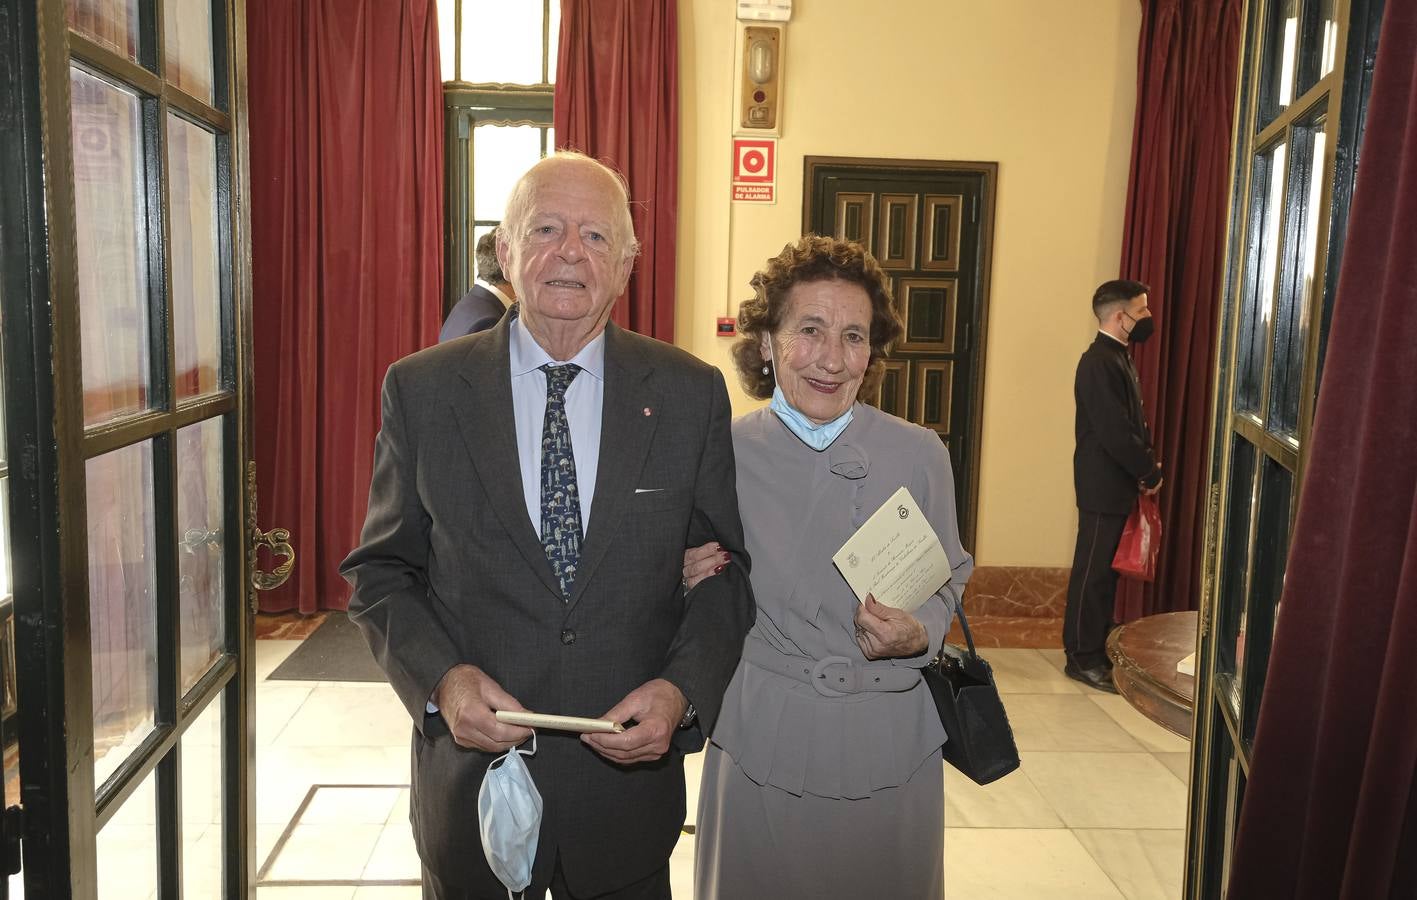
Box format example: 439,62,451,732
244,640,1190,900
9,640,1190,899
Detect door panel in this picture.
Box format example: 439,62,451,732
0,0,267,894
806,159,996,547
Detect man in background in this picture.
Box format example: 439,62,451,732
439,230,516,341
1064,279,1163,693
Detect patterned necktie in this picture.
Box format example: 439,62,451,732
539,363,583,600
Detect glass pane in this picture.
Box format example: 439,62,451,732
1258,0,1301,127
1216,436,1257,720
547,0,561,83
1300,0,1340,91
0,478,10,598
1242,457,1293,740
1269,119,1327,437
88,441,157,788
1234,143,1287,415
68,0,141,63
71,67,153,427
182,699,224,898
438,0,457,81
0,359,6,466
462,0,545,84
97,767,158,899
164,0,214,102
178,418,225,693
168,115,223,401
473,124,542,221
1201,706,1236,898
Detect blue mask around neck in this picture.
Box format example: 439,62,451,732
770,385,853,451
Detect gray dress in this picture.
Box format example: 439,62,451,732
695,405,974,900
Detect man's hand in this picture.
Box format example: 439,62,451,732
854,595,930,660
682,542,730,591
1141,477,1164,496
582,678,687,765
435,664,533,752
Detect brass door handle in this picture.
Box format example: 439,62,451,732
252,526,295,591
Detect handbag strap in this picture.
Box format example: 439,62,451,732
957,601,978,656
942,599,979,659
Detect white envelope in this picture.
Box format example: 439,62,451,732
832,486,952,613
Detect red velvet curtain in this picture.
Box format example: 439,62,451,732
554,0,678,342
248,0,443,613
1227,6,1417,896
1114,0,1242,622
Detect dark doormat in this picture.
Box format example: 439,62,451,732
266,612,386,683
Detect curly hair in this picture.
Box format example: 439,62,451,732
732,235,904,401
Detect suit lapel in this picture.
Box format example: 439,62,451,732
567,324,660,611
451,315,562,599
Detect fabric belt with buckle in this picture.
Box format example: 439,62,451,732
740,635,922,698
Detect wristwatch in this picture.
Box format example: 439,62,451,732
678,702,697,729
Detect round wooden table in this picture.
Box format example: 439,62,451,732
1105,610,1197,739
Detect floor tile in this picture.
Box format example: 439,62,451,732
1073,829,1184,900
273,683,411,748
264,822,384,881
945,828,1126,899
258,683,315,746
989,649,1086,694
669,833,695,899
1022,752,1188,829
1003,694,1145,752
1039,648,1069,673
303,785,402,825
1088,695,1192,754
257,888,356,900
945,764,1065,828
364,819,421,881
1156,753,1191,786
256,640,304,680
387,788,412,826
683,749,705,830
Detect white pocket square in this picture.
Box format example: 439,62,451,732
634,488,665,494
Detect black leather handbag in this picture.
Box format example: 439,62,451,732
924,604,1021,785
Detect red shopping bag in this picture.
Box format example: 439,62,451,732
1112,494,1162,581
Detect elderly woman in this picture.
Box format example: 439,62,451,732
686,235,974,899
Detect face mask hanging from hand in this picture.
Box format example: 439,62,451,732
478,733,543,899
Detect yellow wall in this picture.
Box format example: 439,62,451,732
674,0,1142,567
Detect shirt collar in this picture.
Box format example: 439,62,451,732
483,281,513,308
1098,329,1128,347
509,314,607,382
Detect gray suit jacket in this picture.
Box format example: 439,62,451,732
439,283,505,341
340,313,754,894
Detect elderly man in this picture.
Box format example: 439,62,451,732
341,152,754,899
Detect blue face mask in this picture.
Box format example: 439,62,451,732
478,734,543,898
770,385,853,451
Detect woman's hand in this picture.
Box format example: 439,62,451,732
682,542,731,591
854,595,930,660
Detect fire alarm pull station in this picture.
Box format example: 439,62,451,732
716,317,737,336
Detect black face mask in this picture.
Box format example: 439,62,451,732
1124,312,1155,344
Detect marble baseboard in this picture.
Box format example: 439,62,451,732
255,611,328,641
965,566,1071,618
949,616,1064,650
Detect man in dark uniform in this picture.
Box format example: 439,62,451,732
1064,279,1163,692
439,230,517,341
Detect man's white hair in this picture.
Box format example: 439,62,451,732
498,151,641,263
